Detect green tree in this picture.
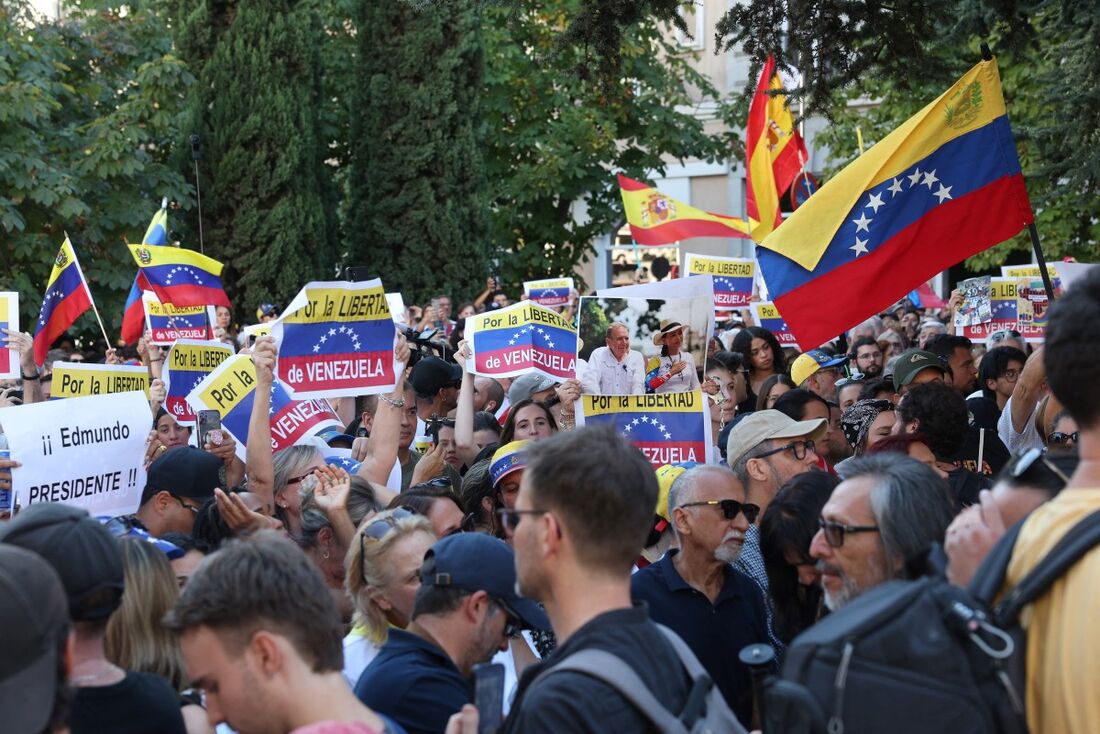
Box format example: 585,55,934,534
347,0,490,306
0,0,193,341
173,0,336,319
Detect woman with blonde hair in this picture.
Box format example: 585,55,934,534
105,537,212,734
343,507,437,687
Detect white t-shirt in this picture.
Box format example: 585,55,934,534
997,394,1044,454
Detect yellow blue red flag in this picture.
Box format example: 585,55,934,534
127,243,231,309
757,57,1033,349
576,392,713,468
467,301,577,380
122,204,170,344
33,237,95,365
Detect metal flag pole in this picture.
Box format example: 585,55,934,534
64,231,112,347
190,134,205,255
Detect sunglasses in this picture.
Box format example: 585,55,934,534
679,499,761,524
362,507,416,541
170,494,200,515
1047,432,1078,447
835,374,866,388
1011,447,1070,483
286,468,322,486
990,329,1022,343
496,507,548,533
818,518,880,548
757,439,816,461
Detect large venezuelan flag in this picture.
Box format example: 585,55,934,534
746,55,809,243
757,58,1033,349
121,206,170,344
618,174,750,244
577,392,712,468
127,243,231,309
33,238,94,365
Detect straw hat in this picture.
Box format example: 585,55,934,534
652,320,690,345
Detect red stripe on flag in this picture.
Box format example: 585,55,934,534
33,288,93,365
154,284,231,309
774,174,1033,349
629,219,750,245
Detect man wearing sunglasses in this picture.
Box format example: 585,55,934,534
357,532,548,734
631,466,768,727
809,453,954,611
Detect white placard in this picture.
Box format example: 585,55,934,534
2,391,151,517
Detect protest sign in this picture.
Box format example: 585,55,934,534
386,293,406,324
241,323,272,342
751,302,798,347
187,354,343,462
523,278,574,308
576,391,713,467
142,291,216,345
271,279,399,399
682,254,754,309
2,391,149,517
51,362,149,400
163,339,234,424
0,291,18,380
960,278,1046,343
954,276,992,328
467,301,577,380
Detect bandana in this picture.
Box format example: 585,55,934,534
840,399,895,450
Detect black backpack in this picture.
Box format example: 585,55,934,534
761,508,1100,734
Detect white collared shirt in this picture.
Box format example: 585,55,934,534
582,346,646,395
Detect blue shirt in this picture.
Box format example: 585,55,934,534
354,628,468,734
631,549,769,726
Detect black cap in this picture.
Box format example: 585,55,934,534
144,446,222,504
409,356,462,397
420,533,549,631
0,504,124,621
0,544,69,734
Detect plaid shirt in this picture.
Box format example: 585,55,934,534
736,524,785,655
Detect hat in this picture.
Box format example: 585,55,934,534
99,515,185,560
840,399,896,449
652,320,690,345
145,446,223,504
420,533,549,630
317,427,356,448
725,410,828,467
790,349,850,386
0,504,124,621
409,356,463,397
654,462,700,522
891,349,948,391
506,373,556,405
325,455,363,475
490,440,529,487
256,303,278,320
0,544,69,734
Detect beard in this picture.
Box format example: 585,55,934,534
819,559,889,611
713,531,745,564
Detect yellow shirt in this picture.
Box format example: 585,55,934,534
1004,489,1100,733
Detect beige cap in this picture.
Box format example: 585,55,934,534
725,410,828,466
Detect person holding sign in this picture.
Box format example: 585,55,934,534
646,321,715,396
581,322,645,395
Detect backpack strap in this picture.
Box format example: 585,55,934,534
544,649,688,734
967,517,1028,604
995,507,1100,623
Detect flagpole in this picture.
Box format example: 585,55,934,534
64,231,113,347
190,134,205,255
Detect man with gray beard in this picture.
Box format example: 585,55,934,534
631,466,769,726
809,453,954,611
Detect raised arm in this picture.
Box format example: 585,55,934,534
452,340,481,467
245,336,277,512
3,330,42,405
357,331,411,485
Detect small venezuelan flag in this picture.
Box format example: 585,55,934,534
33,237,94,365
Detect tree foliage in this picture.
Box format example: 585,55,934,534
0,0,193,336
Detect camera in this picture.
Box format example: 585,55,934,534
401,326,454,367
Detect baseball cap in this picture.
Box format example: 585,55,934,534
325,455,363,474
506,373,557,405
490,440,528,487
144,446,223,504
256,303,278,320
409,356,463,397
725,409,828,467
317,426,356,448
420,533,549,630
0,504,124,621
891,349,948,391
654,462,700,522
0,545,69,734
790,349,850,386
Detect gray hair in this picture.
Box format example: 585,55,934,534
273,445,323,494
666,465,733,525
730,440,774,485
605,322,628,339
839,454,955,576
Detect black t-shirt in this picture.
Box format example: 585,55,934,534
70,671,187,734
952,423,1010,476
502,606,692,734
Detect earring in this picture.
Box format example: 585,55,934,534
322,550,330,559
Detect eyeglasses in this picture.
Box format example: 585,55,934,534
1047,431,1078,447
679,499,761,523
496,507,548,533
756,439,816,461
1001,369,1021,381
362,507,416,541
818,518,880,548
170,494,200,515
286,468,321,486
835,374,866,388
1010,447,1070,483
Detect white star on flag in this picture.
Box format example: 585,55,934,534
851,238,869,256
922,170,939,189
865,193,884,213
934,184,953,203
887,178,904,196
664,432,672,440
852,212,872,233
328,328,337,336
907,169,923,187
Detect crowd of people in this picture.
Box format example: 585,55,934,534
0,264,1096,734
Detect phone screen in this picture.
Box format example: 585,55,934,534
197,410,222,448
471,662,505,734
345,266,372,282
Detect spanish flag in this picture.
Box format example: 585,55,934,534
618,174,750,245
746,55,809,243
127,243,231,309
33,237,95,364
756,57,1033,349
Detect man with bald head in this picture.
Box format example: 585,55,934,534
471,376,504,414
631,466,768,726
581,322,645,395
